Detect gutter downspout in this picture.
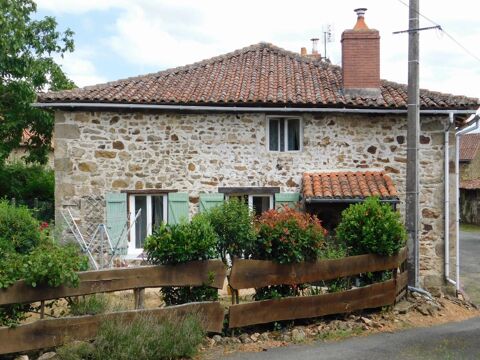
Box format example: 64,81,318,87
444,112,456,286
454,110,480,291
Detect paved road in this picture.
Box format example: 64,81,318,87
224,317,480,360
460,230,480,304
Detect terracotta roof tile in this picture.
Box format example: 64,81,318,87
460,179,480,189
303,171,398,199
38,43,478,109
459,134,480,161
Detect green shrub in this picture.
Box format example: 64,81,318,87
336,197,407,256
92,313,204,360
252,207,327,263
22,241,89,288
67,294,110,316
0,162,54,201
145,214,218,265
144,214,220,306
0,200,41,254
203,199,256,264
0,162,54,221
0,202,88,326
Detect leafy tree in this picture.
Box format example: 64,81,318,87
0,0,75,164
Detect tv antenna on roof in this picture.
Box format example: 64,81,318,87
322,24,334,61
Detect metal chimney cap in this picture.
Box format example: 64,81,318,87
354,8,367,17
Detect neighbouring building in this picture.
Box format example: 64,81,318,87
459,134,480,225
35,9,478,292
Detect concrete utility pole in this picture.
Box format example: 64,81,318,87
406,0,420,287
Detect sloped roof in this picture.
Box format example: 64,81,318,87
460,179,480,190
302,171,398,200
38,43,478,109
459,133,480,161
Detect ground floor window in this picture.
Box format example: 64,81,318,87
227,194,273,216
128,194,167,255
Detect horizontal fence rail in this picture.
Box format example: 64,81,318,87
0,302,224,354
229,280,396,328
229,247,407,290
0,249,409,354
0,260,226,306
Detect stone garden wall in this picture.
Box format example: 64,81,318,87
54,110,456,291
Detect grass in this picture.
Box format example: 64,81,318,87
67,294,110,316
56,313,205,360
94,313,204,360
460,223,480,233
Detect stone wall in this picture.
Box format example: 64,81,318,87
460,153,480,181
54,110,456,291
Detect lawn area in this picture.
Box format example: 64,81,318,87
460,223,480,233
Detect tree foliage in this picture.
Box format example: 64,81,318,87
0,0,75,164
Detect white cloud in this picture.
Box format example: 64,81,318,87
37,0,480,97
56,50,108,87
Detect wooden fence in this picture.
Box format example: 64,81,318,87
228,247,408,328
0,260,227,354
0,249,408,354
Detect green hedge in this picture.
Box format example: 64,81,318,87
0,162,54,221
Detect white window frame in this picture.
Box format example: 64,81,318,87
227,194,274,214
128,194,168,257
266,116,303,152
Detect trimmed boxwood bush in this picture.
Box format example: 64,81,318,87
144,213,220,305
336,197,407,256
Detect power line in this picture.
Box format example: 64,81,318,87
395,0,480,64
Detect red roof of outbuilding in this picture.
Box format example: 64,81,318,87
459,134,480,162
302,171,398,199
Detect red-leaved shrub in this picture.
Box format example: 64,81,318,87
251,206,327,264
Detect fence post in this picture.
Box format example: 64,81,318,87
134,288,145,309
40,301,45,319
11,198,15,206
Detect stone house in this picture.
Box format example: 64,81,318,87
35,10,478,291
459,134,480,225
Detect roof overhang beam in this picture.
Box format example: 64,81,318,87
31,102,479,115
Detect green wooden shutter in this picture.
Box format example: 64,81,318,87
168,192,189,224
106,192,128,255
199,193,224,212
275,192,300,209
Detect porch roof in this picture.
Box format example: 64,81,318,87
302,171,398,201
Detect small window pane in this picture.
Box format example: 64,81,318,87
134,196,147,248
279,119,285,152
269,119,279,151
287,119,300,151
252,196,271,216
152,196,164,231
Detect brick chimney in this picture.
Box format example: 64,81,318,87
341,8,381,97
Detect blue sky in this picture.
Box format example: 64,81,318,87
36,0,479,98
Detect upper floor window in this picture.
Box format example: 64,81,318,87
268,117,302,152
